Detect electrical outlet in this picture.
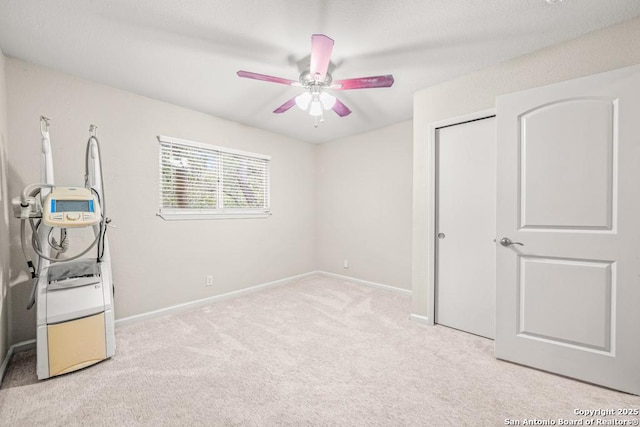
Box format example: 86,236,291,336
343,259,349,269
206,275,213,287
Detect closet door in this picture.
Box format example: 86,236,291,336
436,116,496,339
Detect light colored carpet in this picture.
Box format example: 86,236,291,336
1,274,638,426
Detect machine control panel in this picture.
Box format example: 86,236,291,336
43,187,101,227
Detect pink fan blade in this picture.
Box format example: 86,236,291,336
309,34,334,82
237,70,297,86
273,97,297,114
332,98,352,117
334,75,395,90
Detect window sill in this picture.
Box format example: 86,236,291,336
157,211,271,221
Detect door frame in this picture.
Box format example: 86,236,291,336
422,108,496,326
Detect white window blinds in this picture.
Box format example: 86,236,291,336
158,135,270,220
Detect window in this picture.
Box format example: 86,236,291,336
158,135,270,220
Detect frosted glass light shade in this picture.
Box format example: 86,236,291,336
309,100,323,116
295,92,312,110
319,92,336,110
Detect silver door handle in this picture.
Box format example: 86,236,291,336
500,237,524,247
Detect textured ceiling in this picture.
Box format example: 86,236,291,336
1,1,639,143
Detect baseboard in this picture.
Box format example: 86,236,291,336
115,271,320,327
408,313,432,326
0,339,36,385
317,271,412,296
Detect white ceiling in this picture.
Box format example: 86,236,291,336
1,1,639,143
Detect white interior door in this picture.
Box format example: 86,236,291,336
436,116,496,339
496,64,640,395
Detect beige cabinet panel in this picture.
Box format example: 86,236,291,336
48,312,106,377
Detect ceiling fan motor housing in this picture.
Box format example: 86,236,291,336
299,70,333,88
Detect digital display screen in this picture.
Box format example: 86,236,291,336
54,200,92,213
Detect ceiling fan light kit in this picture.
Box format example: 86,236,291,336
237,34,394,128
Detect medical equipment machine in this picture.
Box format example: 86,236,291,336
12,117,115,379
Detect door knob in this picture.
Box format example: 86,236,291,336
500,237,524,247
437,233,445,239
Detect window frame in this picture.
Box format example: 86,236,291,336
158,135,271,220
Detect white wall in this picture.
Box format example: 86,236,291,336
6,59,316,343
316,121,413,290
0,49,9,364
412,17,640,317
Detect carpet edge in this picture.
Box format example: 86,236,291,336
0,339,36,386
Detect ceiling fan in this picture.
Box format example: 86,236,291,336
237,34,394,127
